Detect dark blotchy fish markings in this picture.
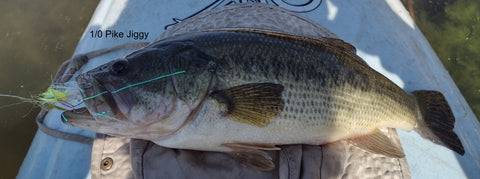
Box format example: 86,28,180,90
63,30,464,171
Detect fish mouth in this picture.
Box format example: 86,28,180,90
76,72,135,119
61,107,96,125
76,73,120,117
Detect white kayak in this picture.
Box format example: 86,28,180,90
17,0,480,178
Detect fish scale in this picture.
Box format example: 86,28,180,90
150,31,419,145
66,30,464,171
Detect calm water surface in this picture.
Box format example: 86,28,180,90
411,0,480,121
0,1,97,178
0,1,478,178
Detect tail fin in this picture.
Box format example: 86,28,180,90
412,90,465,155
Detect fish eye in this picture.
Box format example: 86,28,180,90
110,60,129,75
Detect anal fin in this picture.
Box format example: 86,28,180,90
223,142,278,171
349,129,405,158
223,142,280,151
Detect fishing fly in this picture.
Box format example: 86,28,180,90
0,70,186,113
0,84,79,111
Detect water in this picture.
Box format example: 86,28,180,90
0,1,97,178
0,1,478,178
409,0,480,121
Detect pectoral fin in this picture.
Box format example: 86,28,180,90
223,142,278,171
210,83,284,127
349,129,405,158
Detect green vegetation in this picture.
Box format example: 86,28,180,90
413,0,480,121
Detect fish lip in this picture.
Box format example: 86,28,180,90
61,107,94,124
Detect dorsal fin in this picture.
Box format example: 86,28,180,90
207,29,369,67
323,37,357,54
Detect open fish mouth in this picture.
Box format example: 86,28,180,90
76,73,120,117
60,73,134,132
61,107,95,124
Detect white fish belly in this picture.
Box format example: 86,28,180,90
155,82,417,152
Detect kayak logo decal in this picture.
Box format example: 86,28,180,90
165,0,323,29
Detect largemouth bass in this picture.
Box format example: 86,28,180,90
64,30,464,170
